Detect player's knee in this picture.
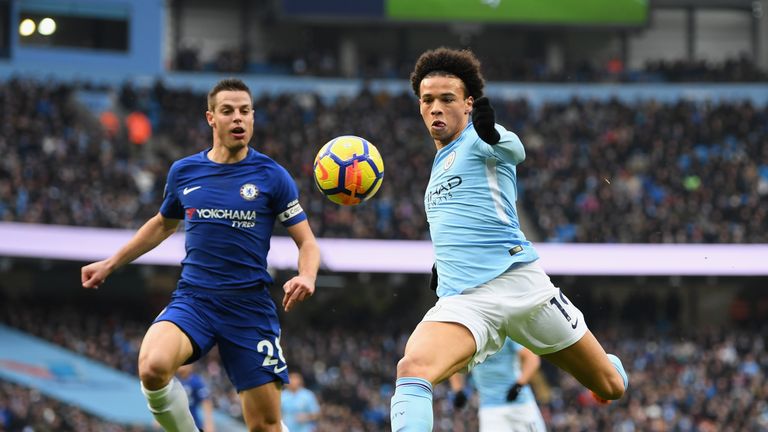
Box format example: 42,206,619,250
138,354,175,389
247,416,281,432
607,374,626,399
396,355,431,380
596,371,625,400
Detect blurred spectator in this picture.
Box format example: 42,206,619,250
125,111,152,146
100,111,121,140
175,46,201,71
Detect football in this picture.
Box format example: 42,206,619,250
313,135,384,206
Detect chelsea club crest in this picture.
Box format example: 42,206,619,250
240,183,259,200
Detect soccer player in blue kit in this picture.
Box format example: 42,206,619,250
177,364,215,432
390,48,628,431
81,78,320,432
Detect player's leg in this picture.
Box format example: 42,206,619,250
488,402,546,432
503,263,628,402
214,289,289,431
478,406,510,432
238,381,285,432
541,330,627,401
392,320,477,432
138,321,199,432
139,321,195,389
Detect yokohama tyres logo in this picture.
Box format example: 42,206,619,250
188,208,257,228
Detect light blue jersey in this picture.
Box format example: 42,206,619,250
281,387,320,432
425,122,539,297
472,339,536,408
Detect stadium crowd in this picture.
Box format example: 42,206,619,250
176,46,768,83
1,78,766,243
0,380,146,432
1,293,767,431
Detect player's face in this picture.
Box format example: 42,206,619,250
287,372,303,390
419,75,472,148
206,90,254,152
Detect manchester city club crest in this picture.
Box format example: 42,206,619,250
240,183,259,200
443,150,457,171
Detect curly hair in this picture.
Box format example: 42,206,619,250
410,47,485,99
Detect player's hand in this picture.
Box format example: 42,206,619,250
472,97,500,145
453,390,468,409
506,383,523,402
81,260,113,289
429,263,438,291
282,275,315,312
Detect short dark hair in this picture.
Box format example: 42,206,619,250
207,78,252,111
410,47,485,99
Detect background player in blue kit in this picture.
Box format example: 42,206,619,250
390,48,628,431
450,339,547,432
81,78,320,432
177,364,215,432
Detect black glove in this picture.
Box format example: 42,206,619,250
453,390,468,409
429,263,438,291
472,97,500,145
506,383,523,402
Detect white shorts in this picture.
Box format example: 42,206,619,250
421,261,587,369
479,402,547,432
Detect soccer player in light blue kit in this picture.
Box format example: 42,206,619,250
82,78,320,432
390,48,628,431
450,339,547,432
281,371,320,432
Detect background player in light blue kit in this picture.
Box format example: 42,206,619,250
81,78,321,432
450,339,547,432
390,48,628,431
281,371,320,432
177,364,215,432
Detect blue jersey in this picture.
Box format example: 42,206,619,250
281,387,320,432
179,373,210,428
425,122,539,297
471,339,536,408
160,148,306,290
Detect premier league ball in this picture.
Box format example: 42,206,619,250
313,135,384,206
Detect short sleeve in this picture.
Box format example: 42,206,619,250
159,162,184,219
272,166,307,227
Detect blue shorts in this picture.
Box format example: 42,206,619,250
154,287,289,392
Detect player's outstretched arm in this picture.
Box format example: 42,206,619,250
81,213,180,289
517,346,541,384
448,373,468,409
282,220,320,312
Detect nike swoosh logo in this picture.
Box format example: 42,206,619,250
274,365,287,373
571,318,579,329
183,186,202,195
